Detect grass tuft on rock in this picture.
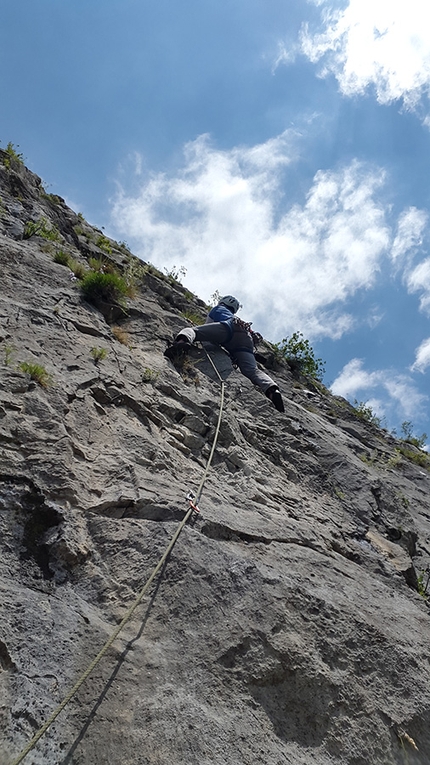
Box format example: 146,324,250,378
80,271,129,305
20,361,52,388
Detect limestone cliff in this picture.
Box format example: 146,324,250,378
1,148,430,765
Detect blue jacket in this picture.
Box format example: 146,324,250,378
207,305,235,340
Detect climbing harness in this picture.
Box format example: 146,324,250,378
10,349,226,765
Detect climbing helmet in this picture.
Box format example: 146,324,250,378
219,295,240,314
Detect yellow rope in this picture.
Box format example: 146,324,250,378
10,354,225,765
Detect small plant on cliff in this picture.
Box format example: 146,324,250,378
417,568,430,597
46,193,63,206
95,234,113,255
359,449,378,466
208,290,221,307
144,262,164,278
333,487,346,500
141,367,159,383
19,361,52,388
69,259,87,279
400,421,427,450
164,265,187,285
24,217,61,242
123,258,148,287
387,450,402,469
353,400,383,428
3,344,14,366
88,256,106,272
88,256,119,276
73,223,85,237
111,326,131,346
398,445,430,468
53,250,70,266
90,346,108,364
80,271,130,306
177,355,200,386
53,251,87,278
181,309,205,325
1,142,24,169
273,332,325,381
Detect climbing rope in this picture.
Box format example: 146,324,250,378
10,350,225,765
191,344,225,506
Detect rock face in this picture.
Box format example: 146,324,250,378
1,148,430,765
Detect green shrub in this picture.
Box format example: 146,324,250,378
142,367,159,383
181,309,204,325
68,259,87,279
47,193,63,206
3,344,14,366
53,250,70,266
164,265,187,284
24,217,60,241
88,256,105,272
53,251,86,278
417,569,429,597
353,400,383,428
117,240,131,253
90,347,108,363
1,142,24,169
80,271,129,305
88,256,119,276
95,234,112,254
387,450,402,469
273,331,325,381
20,361,52,387
400,421,427,450
145,262,163,278
123,258,148,286
333,487,345,500
398,446,430,468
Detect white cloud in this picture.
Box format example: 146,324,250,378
411,337,430,373
299,0,430,117
111,134,395,341
406,258,430,313
330,358,379,397
331,357,427,420
388,208,430,313
272,41,300,72
383,374,427,418
391,207,427,266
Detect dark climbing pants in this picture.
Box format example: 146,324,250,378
177,323,276,393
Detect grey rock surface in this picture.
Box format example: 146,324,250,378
1,148,430,764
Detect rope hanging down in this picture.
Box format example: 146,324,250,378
10,350,225,765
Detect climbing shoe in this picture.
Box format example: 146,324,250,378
164,338,192,361
265,385,285,413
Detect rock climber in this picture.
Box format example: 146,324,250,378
164,295,285,412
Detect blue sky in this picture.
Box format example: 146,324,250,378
2,0,430,441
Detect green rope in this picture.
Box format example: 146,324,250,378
10,353,226,765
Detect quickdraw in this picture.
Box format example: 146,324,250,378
186,491,200,514
232,316,263,347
